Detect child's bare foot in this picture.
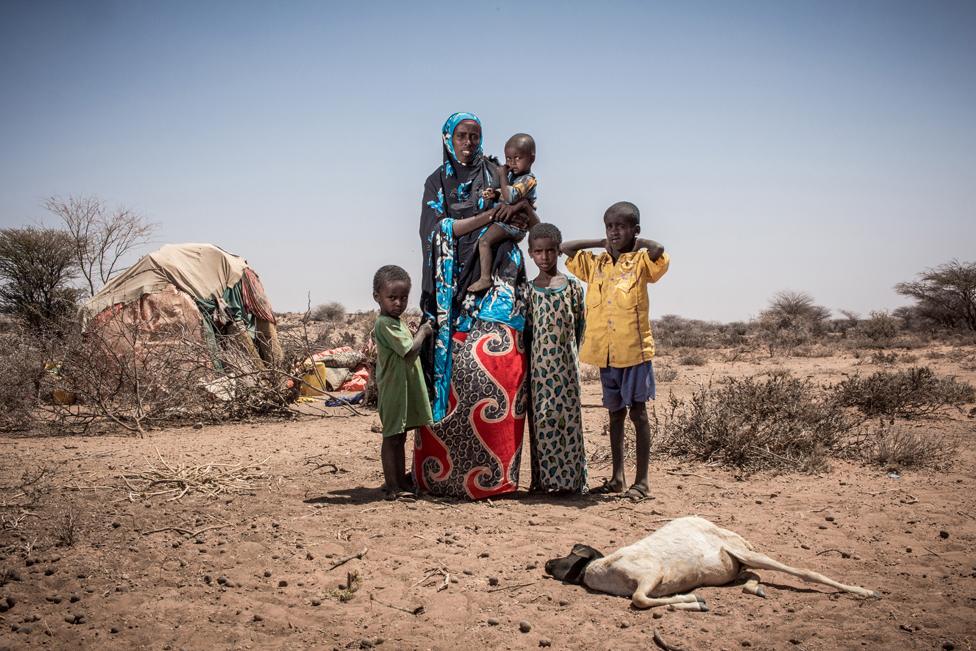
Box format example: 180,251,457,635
467,277,492,293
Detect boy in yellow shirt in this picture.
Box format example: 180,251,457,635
562,201,669,501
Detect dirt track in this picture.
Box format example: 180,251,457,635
1,345,975,650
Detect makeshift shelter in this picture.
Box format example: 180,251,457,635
82,243,282,369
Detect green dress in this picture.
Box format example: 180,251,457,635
374,316,432,437
526,277,588,493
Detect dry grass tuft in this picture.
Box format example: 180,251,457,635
858,423,958,470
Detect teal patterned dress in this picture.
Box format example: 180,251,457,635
526,276,588,493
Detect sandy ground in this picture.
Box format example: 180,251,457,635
1,344,975,650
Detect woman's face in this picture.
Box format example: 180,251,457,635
451,120,481,165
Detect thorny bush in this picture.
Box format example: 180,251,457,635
832,366,975,418
656,372,858,473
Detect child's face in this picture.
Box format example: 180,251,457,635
528,237,560,274
504,144,534,176
374,279,411,319
604,211,640,255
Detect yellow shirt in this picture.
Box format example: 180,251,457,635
566,249,670,368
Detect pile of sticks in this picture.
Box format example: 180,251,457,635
120,447,271,502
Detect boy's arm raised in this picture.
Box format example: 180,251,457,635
634,238,665,262
560,238,606,258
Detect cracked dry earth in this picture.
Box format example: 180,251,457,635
1,344,975,650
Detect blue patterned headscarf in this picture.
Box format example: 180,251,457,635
441,112,483,175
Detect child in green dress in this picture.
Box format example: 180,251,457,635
372,265,433,500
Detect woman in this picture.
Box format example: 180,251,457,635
415,112,536,499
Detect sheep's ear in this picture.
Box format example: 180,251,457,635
570,544,604,560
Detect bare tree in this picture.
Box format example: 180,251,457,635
44,195,157,297
0,227,80,329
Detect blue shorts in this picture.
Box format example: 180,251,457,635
600,360,656,412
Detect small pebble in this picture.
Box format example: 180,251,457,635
110,627,119,634
278,580,288,588
488,577,499,586
539,640,551,648
311,599,321,607
519,621,532,633
558,599,569,607
192,422,203,429
486,618,499,626
111,522,121,529
939,531,949,540
652,611,663,619
618,621,630,629
69,595,80,603
800,544,810,550
742,642,752,648
478,552,489,558
943,642,955,650
462,569,474,576
253,613,263,622
264,570,272,578
306,552,314,561
825,515,835,522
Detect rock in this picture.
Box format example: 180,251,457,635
539,640,551,647
69,594,80,603
216,576,228,586
800,544,810,550
111,522,121,529
252,614,263,622
486,618,499,626
488,577,499,586
278,580,288,588
311,599,321,606
478,552,489,558
192,422,203,430
519,621,532,633
825,515,835,522
45,595,61,604
939,531,949,540
943,643,955,650
618,621,630,629
264,570,272,577
906,548,913,553
306,552,314,561
5,569,22,582
652,612,663,619
44,568,55,576
742,642,752,647
558,600,569,607
203,575,212,585
462,569,474,576
110,627,120,634
18,625,32,634
525,562,537,570
0,596,13,612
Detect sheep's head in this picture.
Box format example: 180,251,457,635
545,544,603,584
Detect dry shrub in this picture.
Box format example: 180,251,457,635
54,505,80,547
868,350,900,366
655,364,678,383
656,372,856,473
678,353,706,366
579,364,600,382
857,311,899,345
311,301,346,322
858,423,958,470
39,318,300,435
0,329,47,431
832,366,975,418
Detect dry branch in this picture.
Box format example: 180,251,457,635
327,547,368,571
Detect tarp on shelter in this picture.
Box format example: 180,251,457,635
83,243,249,319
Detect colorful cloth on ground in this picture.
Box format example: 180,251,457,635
374,315,432,437
566,249,670,368
526,277,588,493
414,321,527,499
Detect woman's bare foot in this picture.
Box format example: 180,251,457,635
467,276,492,293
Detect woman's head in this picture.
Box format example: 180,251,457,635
442,112,482,166
373,265,411,319
528,223,562,275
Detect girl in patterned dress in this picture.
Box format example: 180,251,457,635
524,223,588,494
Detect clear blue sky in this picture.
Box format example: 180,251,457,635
1,0,974,321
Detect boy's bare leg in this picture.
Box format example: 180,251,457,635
381,433,406,496
395,433,413,492
467,224,508,292
606,407,628,491
629,403,651,494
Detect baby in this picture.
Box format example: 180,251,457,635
468,133,538,293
